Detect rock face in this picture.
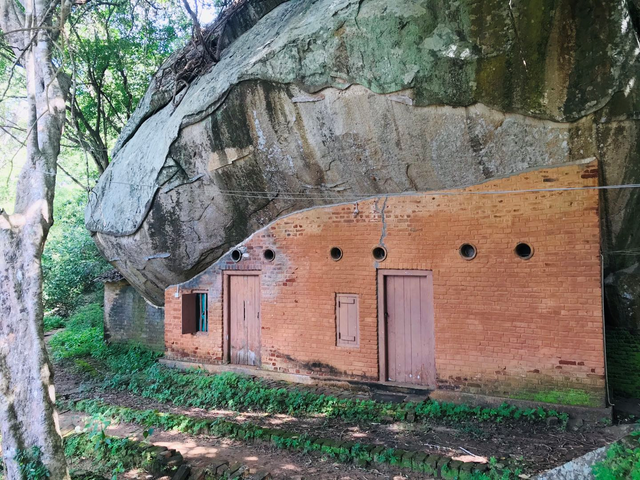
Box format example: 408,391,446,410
87,0,640,328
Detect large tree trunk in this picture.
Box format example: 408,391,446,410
0,0,71,477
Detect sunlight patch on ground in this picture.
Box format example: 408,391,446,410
453,454,488,464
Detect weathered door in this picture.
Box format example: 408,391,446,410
382,272,435,386
229,275,261,366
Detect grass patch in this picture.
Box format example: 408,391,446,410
511,389,598,407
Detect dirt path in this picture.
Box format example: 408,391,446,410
59,410,421,479
54,363,629,478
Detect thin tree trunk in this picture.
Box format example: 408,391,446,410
0,0,71,476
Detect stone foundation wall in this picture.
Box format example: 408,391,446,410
165,161,606,405
104,280,165,352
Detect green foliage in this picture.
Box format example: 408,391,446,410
14,447,50,480
51,304,568,429
64,399,523,479
42,188,110,314
49,303,161,374
606,328,640,399
511,389,598,407
108,365,565,426
44,315,65,332
64,1,189,172
592,431,640,479
64,417,155,480
49,304,105,360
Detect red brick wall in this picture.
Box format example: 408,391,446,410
165,161,605,404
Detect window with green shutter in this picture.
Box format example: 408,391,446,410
182,292,208,334
197,293,208,333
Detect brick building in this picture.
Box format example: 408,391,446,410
164,161,606,406
101,271,165,352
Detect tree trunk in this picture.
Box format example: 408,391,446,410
0,0,71,476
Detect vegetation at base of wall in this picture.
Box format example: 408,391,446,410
510,389,599,407
49,302,161,374
63,399,524,479
120,365,566,425
50,305,569,428
50,304,568,429
592,431,640,479
606,328,640,399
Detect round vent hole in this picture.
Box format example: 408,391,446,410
515,242,534,260
372,246,387,261
263,249,276,262
330,247,343,261
459,243,477,260
231,249,242,263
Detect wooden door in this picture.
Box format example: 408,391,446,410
382,272,435,386
228,274,261,366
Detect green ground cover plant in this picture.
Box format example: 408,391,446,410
14,447,50,479
44,315,66,332
0,422,154,480
115,366,568,426
64,420,156,480
64,399,523,479
50,304,569,428
592,431,640,479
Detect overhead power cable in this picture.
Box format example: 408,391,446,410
27,168,640,201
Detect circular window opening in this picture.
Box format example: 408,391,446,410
459,243,477,260
515,242,534,260
372,246,387,262
330,247,343,261
263,249,276,262
231,249,242,263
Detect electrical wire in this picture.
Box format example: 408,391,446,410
27,166,640,200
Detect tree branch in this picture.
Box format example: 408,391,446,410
57,161,89,191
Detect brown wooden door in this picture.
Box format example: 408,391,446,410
229,275,261,366
383,273,435,386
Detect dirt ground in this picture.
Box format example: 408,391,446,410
60,410,423,479
54,363,631,479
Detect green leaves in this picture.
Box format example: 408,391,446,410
63,0,191,171
15,447,50,480
592,434,640,479
42,190,110,315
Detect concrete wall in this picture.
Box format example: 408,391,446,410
104,280,165,352
164,161,605,405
